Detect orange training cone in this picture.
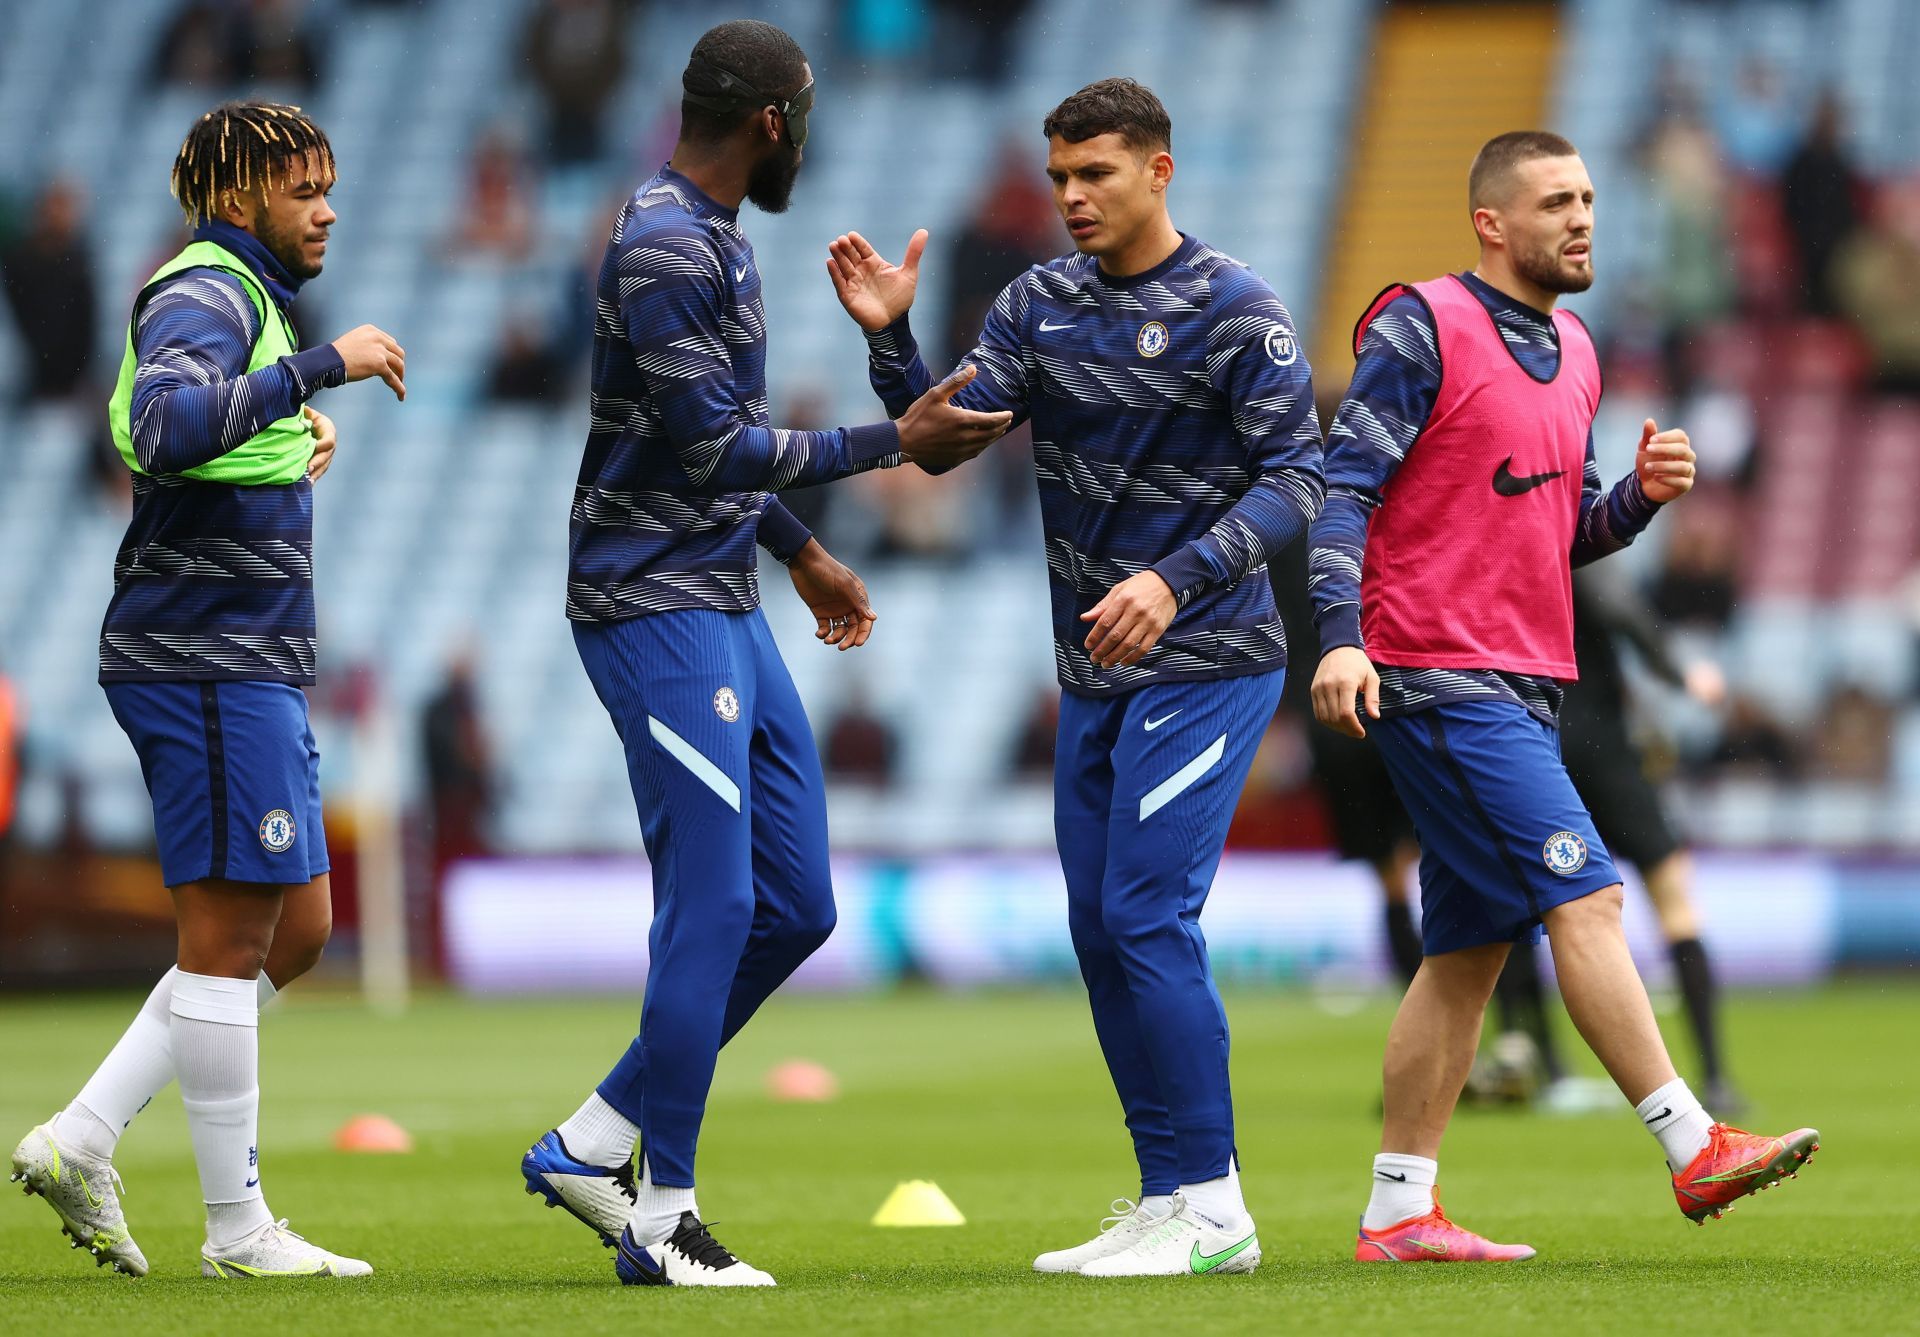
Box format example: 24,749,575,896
766,1059,840,1102
333,1114,414,1153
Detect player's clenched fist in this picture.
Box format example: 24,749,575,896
1312,645,1382,739
894,364,1014,470
1635,418,1695,504
330,323,407,401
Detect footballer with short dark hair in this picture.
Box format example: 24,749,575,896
829,76,1325,1276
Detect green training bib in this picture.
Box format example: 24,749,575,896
107,239,315,485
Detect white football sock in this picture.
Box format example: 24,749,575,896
59,968,179,1157
1138,1193,1176,1218
1178,1155,1248,1229
1363,1153,1437,1230
58,969,284,1162
557,1091,638,1169
171,971,272,1248
630,1154,696,1245
1636,1078,1714,1171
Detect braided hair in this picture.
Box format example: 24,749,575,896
170,100,335,225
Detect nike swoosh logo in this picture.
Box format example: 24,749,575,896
1189,1233,1256,1274
735,264,750,282
1375,1172,1408,1182
74,1166,104,1209
245,1177,259,1188
1143,711,1181,731
1038,319,1075,332
1492,457,1566,496
1407,1237,1449,1255
1644,1107,1673,1125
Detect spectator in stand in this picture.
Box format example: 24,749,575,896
1715,56,1800,176
449,131,535,261
423,651,495,877
152,1,244,86
523,0,630,166
1706,696,1803,781
840,0,930,79
246,0,323,91
1835,177,1920,395
485,313,566,405
0,180,96,402
151,0,321,91
1781,94,1861,317
1644,98,1735,333
822,685,897,786
858,462,970,560
1008,684,1059,781
1816,686,1896,784
1652,499,1740,629
926,142,1055,545
930,0,1029,84
939,141,1057,369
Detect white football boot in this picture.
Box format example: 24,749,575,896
10,1121,147,1276
201,1218,373,1278
1078,1194,1261,1277
614,1212,776,1287
520,1129,636,1247
1033,1198,1175,1273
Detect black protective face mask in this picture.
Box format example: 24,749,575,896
683,56,814,150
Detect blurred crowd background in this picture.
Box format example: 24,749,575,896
3,0,1918,986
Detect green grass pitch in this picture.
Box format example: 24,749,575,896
2,983,1914,1334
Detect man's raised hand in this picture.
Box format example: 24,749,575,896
827,229,926,333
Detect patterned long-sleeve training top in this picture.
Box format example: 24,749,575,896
100,221,344,684
865,234,1325,696
567,165,902,623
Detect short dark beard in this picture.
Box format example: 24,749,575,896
259,209,322,280
745,142,802,214
1514,236,1592,295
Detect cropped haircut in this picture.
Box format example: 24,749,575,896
1042,77,1172,156
1468,130,1580,209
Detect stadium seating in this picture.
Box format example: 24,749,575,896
4,0,1920,853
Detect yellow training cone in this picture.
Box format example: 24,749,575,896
871,1180,966,1227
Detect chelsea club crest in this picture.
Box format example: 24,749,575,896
1542,830,1588,876
714,686,741,723
1136,321,1169,358
259,809,296,854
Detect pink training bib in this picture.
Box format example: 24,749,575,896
1355,275,1601,680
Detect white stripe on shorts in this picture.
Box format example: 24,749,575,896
647,715,741,812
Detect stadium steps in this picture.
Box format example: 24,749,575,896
1310,3,1562,389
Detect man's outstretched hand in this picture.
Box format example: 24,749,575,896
894,364,1013,471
